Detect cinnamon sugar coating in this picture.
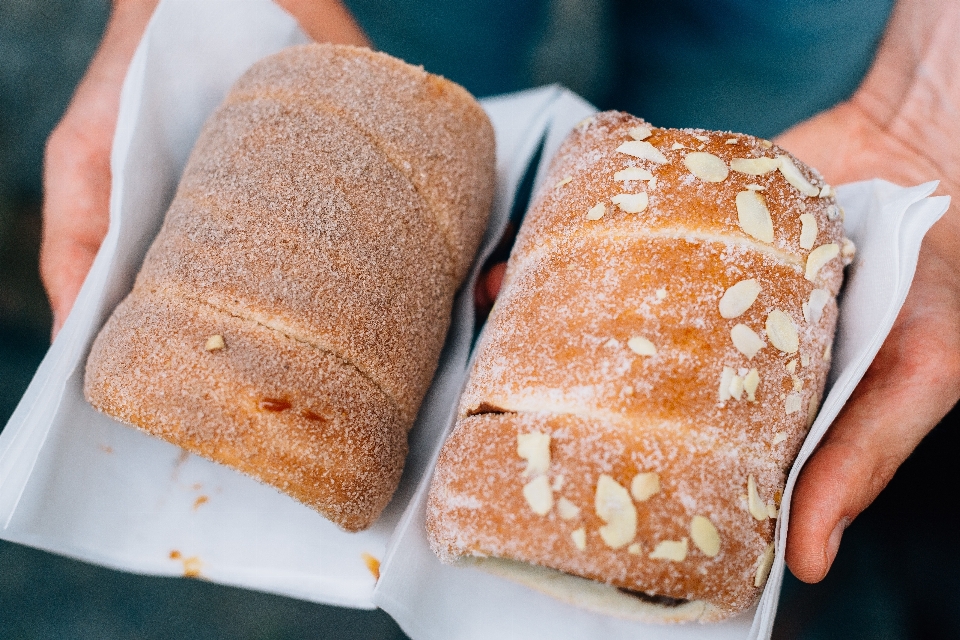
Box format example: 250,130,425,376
84,44,495,531
427,112,849,617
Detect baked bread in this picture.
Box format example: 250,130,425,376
426,112,852,619
84,44,495,531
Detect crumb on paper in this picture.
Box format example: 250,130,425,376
361,552,381,580
169,550,202,578
99,445,113,454
193,495,209,510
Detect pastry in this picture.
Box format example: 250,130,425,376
426,112,852,619
84,43,496,531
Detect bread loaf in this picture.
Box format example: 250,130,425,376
426,112,852,619
84,44,495,531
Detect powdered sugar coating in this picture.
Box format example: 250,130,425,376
427,112,848,618
85,44,496,531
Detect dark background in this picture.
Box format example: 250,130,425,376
3,0,958,638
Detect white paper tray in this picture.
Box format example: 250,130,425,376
0,1,949,638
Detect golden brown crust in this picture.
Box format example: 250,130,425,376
427,112,848,618
228,44,495,281
84,44,495,530
86,290,405,531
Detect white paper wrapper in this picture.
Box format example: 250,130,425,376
374,178,948,640
0,0,949,637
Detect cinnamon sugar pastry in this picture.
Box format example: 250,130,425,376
426,112,852,620
84,44,495,531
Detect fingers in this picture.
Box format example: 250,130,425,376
41,124,112,337
40,0,157,339
787,247,960,582
475,261,507,319
274,0,370,47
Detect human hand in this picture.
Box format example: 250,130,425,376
41,0,158,338
40,0,368,339
774,0,960,583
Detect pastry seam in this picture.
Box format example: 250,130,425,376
224,89,461,274
133,284,404,417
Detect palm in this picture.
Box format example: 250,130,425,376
774,79,960,581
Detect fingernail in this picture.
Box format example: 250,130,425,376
825,516,850,569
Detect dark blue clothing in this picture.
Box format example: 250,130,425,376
347,0,894,137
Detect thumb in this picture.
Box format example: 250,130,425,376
786,249,960,582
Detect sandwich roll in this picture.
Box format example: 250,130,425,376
426,112,852,619
85,44,495,531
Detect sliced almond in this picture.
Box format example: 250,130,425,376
785,392,803,415
694,134,710,143
649,538,688,562
612,192,649,213
736,191,774,242
760,139,774,149
767,502,779,519
805,243,840,281
596,475,637,549
799,213,818,250
616,140,668,164
648,176,659,189
766,310,799,354
729,375,744,401
683,152,729,182
725,138,738,145
719,278,762,319
823,342,832,361
777,155,820,196
628,543,642,555
690,515,721,557
655,288,668,300
841,237,856,261
557,497,581,520
517,432,551,477
628,125,652,141
807,390,821,427
670,142,686,150
819,185,833,198
719,366,735,402
748,475,768,521
731,324,765,359
523,475,553,516
571,527,587,551
552,474,565,491
800,353,810,367
826,204,840,220
730,157,780,175
586,202,606,220
791,375,804,392
614,167,653,181
631,472,661,502
204,334,226,351
807,289,831,324
772,431,787,445
554,176,572,189
786,359,797,374
754,543,775,587
628,336,657,356
743,368,760,402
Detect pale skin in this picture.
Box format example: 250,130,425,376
42,0,959,585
